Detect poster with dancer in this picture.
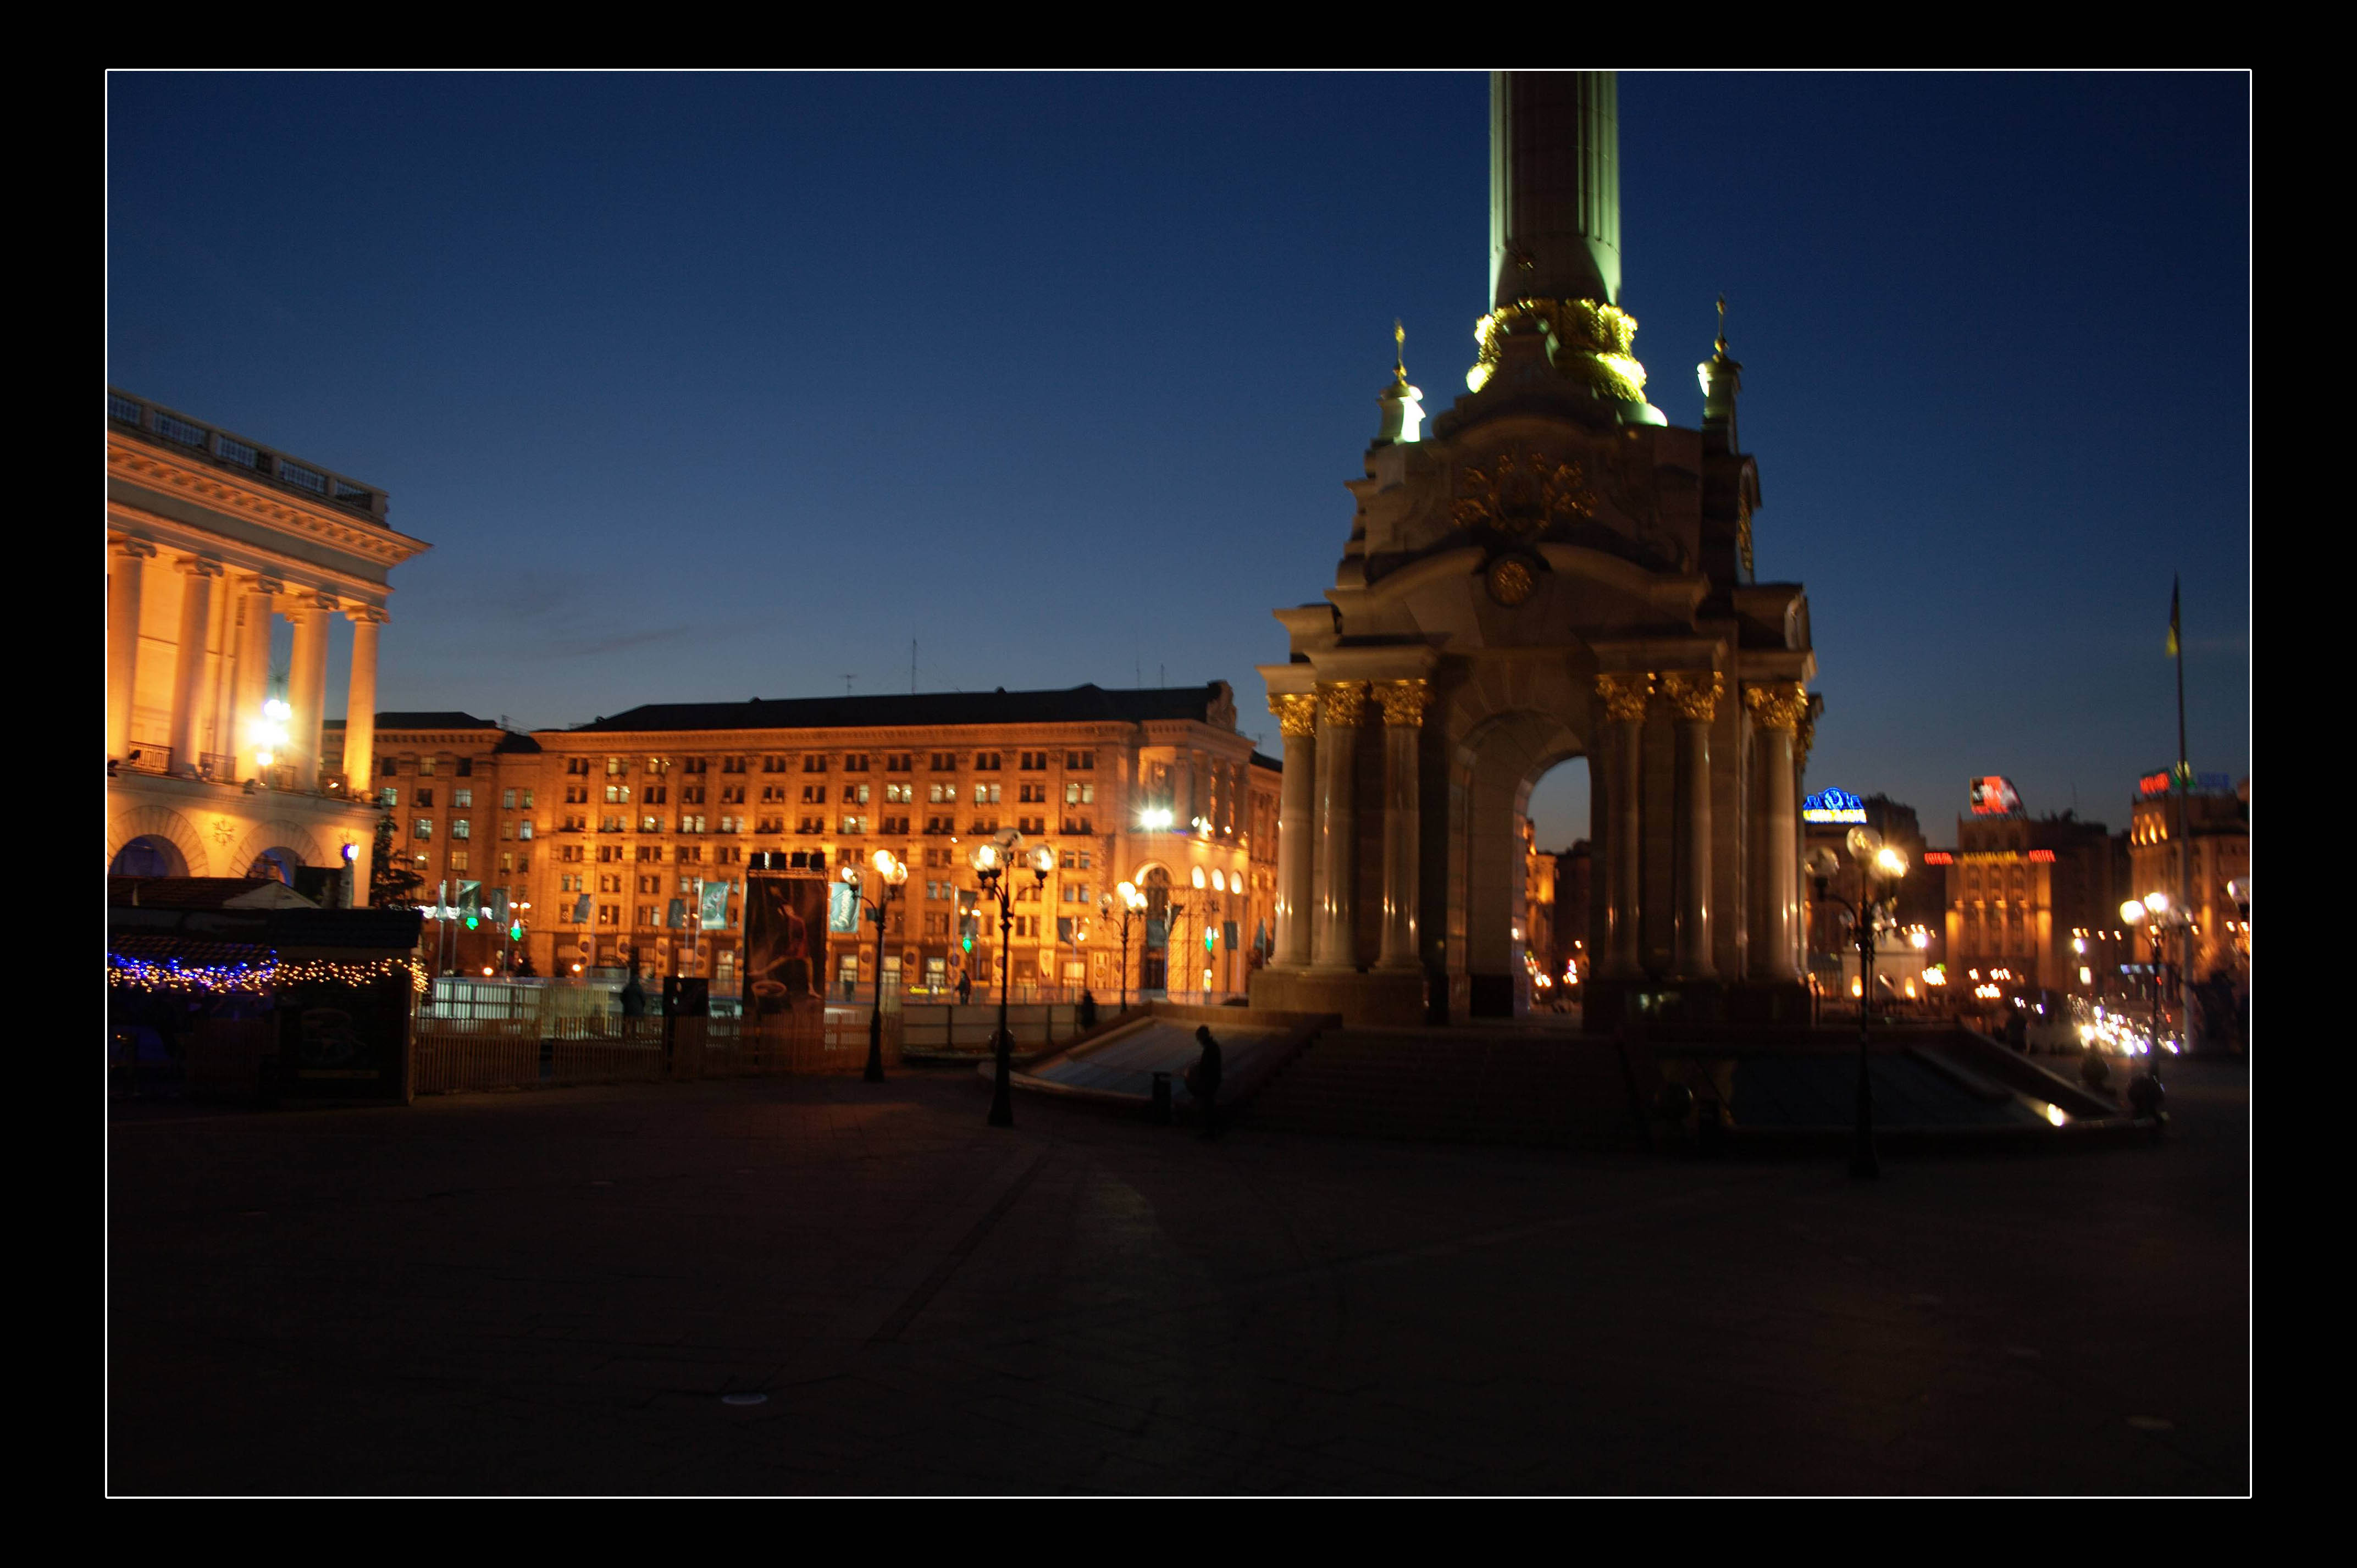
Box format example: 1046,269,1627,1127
743,869,825,1018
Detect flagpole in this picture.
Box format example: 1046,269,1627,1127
2172,576,2193,1059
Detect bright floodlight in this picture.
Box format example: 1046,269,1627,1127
2120,899,2146,924
972,843,1000,873
1874,845,1908,879
2144,891,2170,915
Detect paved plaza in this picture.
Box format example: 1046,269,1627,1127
108,1060,2249,1495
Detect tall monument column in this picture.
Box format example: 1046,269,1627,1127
231,575,279,780
1312,681,1368,969
1270,694,1318,967
287,592,335,792
107,538,157,760
1744,682,1808,982
1491,70,1620,309
168,557,222,775
1375,679,1428,968
1662,672,1722,978
344,607,386,796
1596,674,1651,978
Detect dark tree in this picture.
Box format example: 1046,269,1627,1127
369,811,425,909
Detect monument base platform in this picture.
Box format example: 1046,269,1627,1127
1581,978,1812,1033
1250,966,1427,1028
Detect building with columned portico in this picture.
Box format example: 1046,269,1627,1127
106,389,429,893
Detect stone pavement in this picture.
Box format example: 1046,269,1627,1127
108,1060,2249,1495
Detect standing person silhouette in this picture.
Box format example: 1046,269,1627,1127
1189,1024,1224,1140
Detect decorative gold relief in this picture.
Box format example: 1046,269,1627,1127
1318,681,1370,728
1796,711,1817,773
1449,451,1597,535
1465,296,1648,401
1270,692,1318,740
1736,498,1755,579
1375,679,1430,728
1659,671,1724,722
1741,681,1808,732
1594,673,1653,723
1486,557,1536,606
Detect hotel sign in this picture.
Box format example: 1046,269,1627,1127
1801,788,1867,824
2140,768,2233,797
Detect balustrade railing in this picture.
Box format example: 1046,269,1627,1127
120,741,173,775
107,387,386,521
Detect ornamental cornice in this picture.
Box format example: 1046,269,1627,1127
1270,693,1319,740
1659,671,1724,722
110,536,158,560
1594,672,1653,723
1741,680,1809,732
107,441,429,568
1317,681,1370,728
1374,678,1430,728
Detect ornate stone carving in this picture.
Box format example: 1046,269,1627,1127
1270,692,1318,740
1450,451,1597,535
1375,679,1430,728
1594,673,1653,723
346,605,391,625
110,536,158,560
1318,682,1370,728
1486,557,1536,606
1736,497,1755,579
1467,297,1648,402
178,555,225,578
1659,671,1724,722
1796,711,1817,774
1741,681,1809,732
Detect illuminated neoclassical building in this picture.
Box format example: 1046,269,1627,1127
106,389,429,893
1250,71,1821,1027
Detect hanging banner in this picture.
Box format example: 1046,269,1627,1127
666,897,686,929
827,879,860,934
743,870,826,1019
572,893,591,923
700,877,731,929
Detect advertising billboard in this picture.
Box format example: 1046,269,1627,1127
742,870,827,1019
1801,787,1867,824
1968,776,2023,816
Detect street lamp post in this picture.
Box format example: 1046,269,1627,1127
1810,830,1908,1182
973,830,1053,1127
842,849,909,1084
1099,880,1147,1014
2121,893,2184,1114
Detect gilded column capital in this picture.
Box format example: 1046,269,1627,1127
1374,678,1430,728
1741,680,1809,731
1270,692,1319,740
1594,672,1653,723
110,536,158,561
1318,680,1370,728
1659,671,1724,722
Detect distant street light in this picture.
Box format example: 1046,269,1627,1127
1099,879,1148,1014
841,849,910,1084
1812,829,1907,1181
972,830,1053,1127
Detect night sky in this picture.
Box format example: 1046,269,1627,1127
107,71,2249,852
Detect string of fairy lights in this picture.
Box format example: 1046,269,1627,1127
106,953,430,996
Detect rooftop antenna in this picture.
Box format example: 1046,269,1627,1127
842,674,855,695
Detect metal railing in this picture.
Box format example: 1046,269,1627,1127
107,387,388,522
410,1011,897,1095
120,741,173,775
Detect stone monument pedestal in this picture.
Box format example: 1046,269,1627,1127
1251,966,1426,1029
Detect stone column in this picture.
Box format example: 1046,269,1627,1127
231,576,279,779
1270,695,1318,967
1742,682,1809,982
107,539,157,760
1661,672,1723,979
1375,679,1429,968
206,578,237,772
1795,708,1817,978
169,557,222,775
1172,748,1194,830
1312,681,1368,970
1595,674,1651,978
287,593,335,793
344,607,386,799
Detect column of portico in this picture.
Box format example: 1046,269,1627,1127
1594,674,1651,978
1270,694,1318,966
1742,682,1808,982
231,576,279,779
1661,672,1722,978
206,578,237,773
169,557,223,775
1794,709,1817,978
107,539,157,760
343,607,386,799
287,593,335,792
1374,680,1428,969
1312,681,1368,969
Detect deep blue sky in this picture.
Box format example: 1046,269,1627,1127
108,71,2249,850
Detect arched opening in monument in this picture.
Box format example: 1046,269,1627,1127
1523,756,1593,1009
247,847,301,885
109,835,187,879
1453,712,1587,1019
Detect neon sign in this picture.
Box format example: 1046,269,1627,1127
1801,787,1867,824
1921,851,1954,865
1968,776,2022,816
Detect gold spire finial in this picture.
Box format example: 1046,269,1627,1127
1714,293,1728,356
1394,319,1408,388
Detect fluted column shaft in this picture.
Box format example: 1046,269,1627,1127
1271,696,1318,966
288,595,334,792
1376,680,1428,968
107,540,156,760
231,577,278,779
1312,682,1368,969
1744,683,1808,983
344,610,385,798
1595,674,1651,979
169,558,222,775
1662,673,1722,979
